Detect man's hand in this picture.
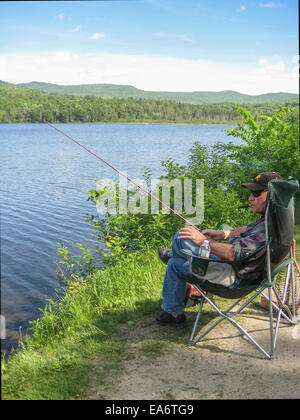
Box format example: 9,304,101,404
179,226,207,246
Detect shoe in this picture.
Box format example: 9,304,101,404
156,311,187,328
158,248,171,264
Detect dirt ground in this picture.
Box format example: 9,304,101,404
86,302,300,400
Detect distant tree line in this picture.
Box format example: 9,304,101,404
0,82,298,124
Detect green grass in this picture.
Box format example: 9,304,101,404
1,248,166,400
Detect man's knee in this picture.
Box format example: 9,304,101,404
172,231,197,255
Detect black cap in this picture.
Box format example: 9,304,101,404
242,172,283,191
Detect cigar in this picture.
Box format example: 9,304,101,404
237,204,251,209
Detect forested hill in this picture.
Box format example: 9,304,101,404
0,80,298,124
17,81,299,105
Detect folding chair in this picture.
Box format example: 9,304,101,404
181,177,299,360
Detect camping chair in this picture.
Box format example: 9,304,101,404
181,177,299,360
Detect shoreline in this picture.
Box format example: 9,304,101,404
1,120,240,126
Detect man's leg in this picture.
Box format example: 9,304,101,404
157,231,236,326
161,232,199,316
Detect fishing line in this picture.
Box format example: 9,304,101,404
42,120,199,230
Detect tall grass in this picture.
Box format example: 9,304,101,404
1,247,166,400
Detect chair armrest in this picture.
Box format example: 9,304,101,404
180,239,270,265
181,239,271,278
180,248,233,264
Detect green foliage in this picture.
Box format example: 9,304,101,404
224,106,300,190
0,81,298,124
56,242,98,284
161,143,254,229
87,180,183,265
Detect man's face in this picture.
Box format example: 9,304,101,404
249,190,268,214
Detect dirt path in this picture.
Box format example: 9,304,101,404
86,305,300,400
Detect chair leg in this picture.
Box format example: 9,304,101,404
261,290,296,324
207,291,273,359
188,298,205,344
188,285,275,359
187,284,244,344
273,262,296,350
268,286,275,360
263,261,296,359
291,259,296,318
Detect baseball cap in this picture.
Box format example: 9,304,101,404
242,172,283,191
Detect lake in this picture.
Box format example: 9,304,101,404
1,123,238,356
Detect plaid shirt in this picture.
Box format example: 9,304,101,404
228,217,266,281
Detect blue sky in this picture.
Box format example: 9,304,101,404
0,0,298,94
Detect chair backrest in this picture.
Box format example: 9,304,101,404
231,176,298,286
266,177,299,271
186,177,299,295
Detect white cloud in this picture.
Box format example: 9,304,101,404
56,13,65,20
0,52,298,95
239,5,246,12
258,58,285,73
91,33,105,40
259,3,285,8
257,57,299,87
72,26,81,33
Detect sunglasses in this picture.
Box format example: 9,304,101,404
250,190,267,197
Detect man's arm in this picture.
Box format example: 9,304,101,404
209,241,235,261
202,227,247,241
224,226,247,238
179,226,249,261
179,226,237,261
202,227,249,260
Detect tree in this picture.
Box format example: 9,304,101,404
225,106,300,182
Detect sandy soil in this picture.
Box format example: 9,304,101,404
86,303,300,400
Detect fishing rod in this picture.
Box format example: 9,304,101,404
42,120,200,230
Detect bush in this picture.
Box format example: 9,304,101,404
225,106,299,182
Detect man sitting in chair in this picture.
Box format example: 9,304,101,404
156,172,282,328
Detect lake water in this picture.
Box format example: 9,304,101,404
1,123,237,356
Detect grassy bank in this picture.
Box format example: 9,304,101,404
1,247,167,399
